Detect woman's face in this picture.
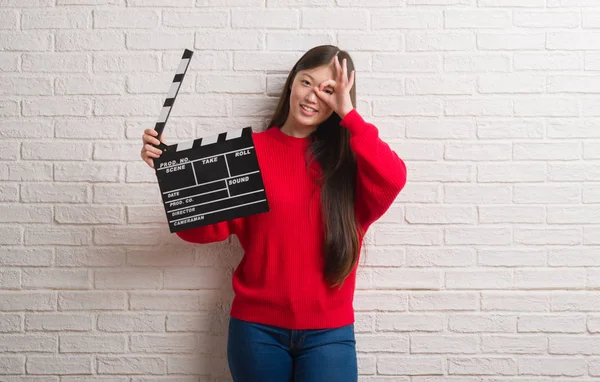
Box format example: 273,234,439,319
287,64,336,130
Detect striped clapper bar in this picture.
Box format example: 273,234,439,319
152,49,269,233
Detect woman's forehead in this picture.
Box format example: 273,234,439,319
298,64,335,82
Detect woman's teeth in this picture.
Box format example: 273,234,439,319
301,104,317,113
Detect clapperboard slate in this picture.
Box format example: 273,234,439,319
152,49,269,233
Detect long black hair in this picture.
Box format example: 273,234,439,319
265,45,362,289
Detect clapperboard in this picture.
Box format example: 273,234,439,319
152,49,269,233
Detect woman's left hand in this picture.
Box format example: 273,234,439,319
314,55,355,119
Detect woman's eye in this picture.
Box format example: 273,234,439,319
301,80,310,86
324,89,333,94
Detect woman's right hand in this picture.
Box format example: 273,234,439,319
141,129,165,168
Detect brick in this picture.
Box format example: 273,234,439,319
129,334,197,353
26,356,91,375
478,32,545,50
58,291,125,311
60,334,126,353
371,269,440,289
196,73,265,94
479,206,545,224
0,31,51,51
0,77,52,95
449,314,515,333
22,183,88,203
232,9,298,29
377,356,443,375
55,206,124,224
55,247,125,267
445,227,512,245
406,205,476,224
22,269,91,289
0,355,24,374
0,314,22,332
23,52,89,73
482,292,549,312
406,247,476,267
54,163,121,183
0,227,22,245
163,10,227,28
94,227,164,246
515,52,581,70
93,184,160,204
515,228,581,245
338,33,403,51
407,32,475,51
266,32,334,51
375,226,443,246
25,227,91,246
0,205,52,223
411,292,479,311
448,357,517,375
93,52,160,73
56,31,123,51
519,315,585,333
477,163,546,182
129,291,212,311
374,99,442,116
93,97,161,117
374,53,441,72
94,269,162,289
97,356,165,375
301,8,368,29
0,334,56,352
373,9,441,29
22,9,88,29
25,313,92,332
0,269,20,289
4,162,52,181
0,248,53,266
23,97,90,116
354,291,408,312
163,268,228,290
445,53,511,72
22,141,92,160
519,356,585,376
125,30,194,50
98,313,165,332
166,313,212,332
445,10,511,29
515,10,580,28
445,98,512,116
94,140,148,161
56,75,122,95
411,335,477,354
94,9,158,29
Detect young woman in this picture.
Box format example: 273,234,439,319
141,45,407,382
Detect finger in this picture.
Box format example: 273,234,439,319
342,58,348,82
142,134,161,146
313,86,330,103
144,157,154,168
144,144,162,156
143,150,161,159
348,70,355,89
334,55,342,80
319,79,336,91
144,129,157,136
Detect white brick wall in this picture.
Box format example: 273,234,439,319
1,0,600,380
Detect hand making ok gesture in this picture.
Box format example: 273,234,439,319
313,54,356,119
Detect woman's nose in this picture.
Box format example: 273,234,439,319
306,90,317,102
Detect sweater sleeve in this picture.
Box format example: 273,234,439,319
175,218,239,244
340,109,407,229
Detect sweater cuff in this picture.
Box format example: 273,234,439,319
339,109,374,137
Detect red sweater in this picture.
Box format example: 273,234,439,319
176,109,407,329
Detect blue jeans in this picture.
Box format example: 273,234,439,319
227,316,358,382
